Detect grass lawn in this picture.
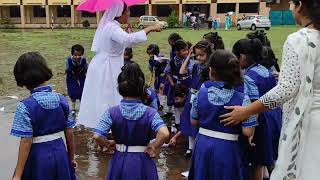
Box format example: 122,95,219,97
0,26,299,96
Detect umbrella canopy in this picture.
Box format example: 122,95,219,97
77,0,146,13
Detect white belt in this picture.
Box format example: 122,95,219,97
173,75,190,81
199,128,239,141
116,144,147,152
33,131,64,144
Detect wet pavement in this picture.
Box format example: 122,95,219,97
0,96,190,180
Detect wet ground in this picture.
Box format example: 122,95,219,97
0,96,190,180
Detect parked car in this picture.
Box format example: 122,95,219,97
237,15,271,31
138,16,168,29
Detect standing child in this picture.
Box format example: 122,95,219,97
11,52,77,180
179,40,212,156
164,33,184,117
147,44,169,108
124,48,134,65
66,44,88,114
93,63,169,180
232,39,282,180
188,50,258,180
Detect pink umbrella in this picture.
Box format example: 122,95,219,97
76,0,146,13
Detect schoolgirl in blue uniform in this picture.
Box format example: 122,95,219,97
165,39,193,107
188,50,258,180
233,38,282,180
203,32,225,50
93,63,169,180
147,44,169,108
179,40,212,156
66,44,88,113
11,52,77,180
124,47,134,65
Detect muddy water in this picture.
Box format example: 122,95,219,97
0,97,190,180
74,127,190,180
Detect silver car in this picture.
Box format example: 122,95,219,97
237,15,271,31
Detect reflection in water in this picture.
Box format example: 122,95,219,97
74,127,189,180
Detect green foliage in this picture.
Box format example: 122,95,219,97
167,11,179,28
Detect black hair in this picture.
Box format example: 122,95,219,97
173,84,188,98
124,47,133,60
193,40,212,57
118,62,145,98
186,42,193,49
147,44,160,55
261,46,280,72
168,33,182,47
209,50,242,88
232,38,263,65
173,39,188,53
203,32,225,50
193,40,213,82
14,52,53,90
71,44,84,55
114,3,128,20
246,30,271,47
292,0,320,30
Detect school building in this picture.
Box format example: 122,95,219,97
0,0,291,28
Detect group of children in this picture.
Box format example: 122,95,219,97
10,29,282,180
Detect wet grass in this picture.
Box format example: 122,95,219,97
0,26,299,96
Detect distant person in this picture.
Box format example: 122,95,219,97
225,14,231,30
207,16,213,29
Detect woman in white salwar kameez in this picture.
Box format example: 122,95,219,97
220,1,320,179
77,1,161,128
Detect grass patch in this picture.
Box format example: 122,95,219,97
0,26,299,96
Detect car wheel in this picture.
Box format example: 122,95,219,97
251,24,257,31
139,25,144,29
237,24,241,30
265,27,270,31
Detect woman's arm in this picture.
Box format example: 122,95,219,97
220,41,301,125
13,138,32,179
111,25,161,47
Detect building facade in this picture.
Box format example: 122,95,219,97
0,0,291,28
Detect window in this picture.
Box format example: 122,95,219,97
239,3,259,13
149,17,156,22
130,5,146,17
143,17,148,21
81,11,96,17
9,6,21,17
33,6,46,17
217,3,236,14
57,6,71,17
156,5,172,17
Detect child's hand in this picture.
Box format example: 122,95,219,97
248,136,255,147
168,137,177,147
145,144,159,158
71,159,78,168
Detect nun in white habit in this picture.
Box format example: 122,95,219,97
77,1,162,128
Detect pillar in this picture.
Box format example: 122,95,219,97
235,3,239,22
259,2,269,16
70,5,75,27
96,11,101,25
25,6,31,24
45,5,50,28
148,4,152,15
20,5,25,28
179,3,182,23
210,3,217,17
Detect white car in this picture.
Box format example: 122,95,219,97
237,15,271,31
138,16,168,29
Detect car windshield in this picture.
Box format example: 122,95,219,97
154,16,160,21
